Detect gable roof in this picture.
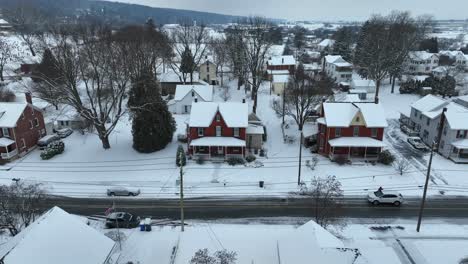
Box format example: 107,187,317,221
318,39,335,47
322,103,387,128
174,85,213,102
268,55,296,66
0,207,115,264
411,94,447,112
408,51,438,61
325,55,352,67
0,103,28,128
445,111,468,130
189,102,248,128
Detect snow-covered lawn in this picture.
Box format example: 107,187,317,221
0,75,467,199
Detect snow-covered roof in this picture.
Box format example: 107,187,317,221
0,137,15,147
351,79,376,88
408,51,438,61
190,136,246,147
247,124,265,135
174,85,213,102
411,94,447,112
0,19,9,25
322,103,387,128
329,137,386,148
452,139,468,148
456,95,468,103
325,55,352,67
273,74,290,83
423,101,468,119
0,207,115,264
432,66,448,73
189,102,248,128
268,69,290,75
268,55,296,66
318,39,335,47
445,111,468,130
0,103,28,128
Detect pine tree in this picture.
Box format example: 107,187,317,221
180,47,195,84
34,48,61,83
128,69,176,153
176,145,186,167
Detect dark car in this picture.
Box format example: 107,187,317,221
37,135,60,149
105,212,140,229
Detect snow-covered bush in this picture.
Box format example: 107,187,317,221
245,154,256,163
378,150,395,165
176,145,186,167
259,149,265,157
40,141,65,160
227,156,245,166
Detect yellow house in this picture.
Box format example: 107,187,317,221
271,75,290,96
199,58,218,85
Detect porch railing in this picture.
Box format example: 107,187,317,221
1,149,18,160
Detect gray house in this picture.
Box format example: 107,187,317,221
439,111,468,163
246,113,265,154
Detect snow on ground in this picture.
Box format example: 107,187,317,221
0,75,467,199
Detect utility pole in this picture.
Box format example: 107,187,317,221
297,130,303,185
416,141,435,232
282,87,286,125
179,152,185,232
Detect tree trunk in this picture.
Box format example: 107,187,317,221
96,125,111,149
28,45,36,57
297,130,303,185
391,75,396,94
101,135,111,149
374,79,381,104
190,72,193,84
252,90,258,113
0,69,3,82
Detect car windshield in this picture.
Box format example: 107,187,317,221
374,190,384,197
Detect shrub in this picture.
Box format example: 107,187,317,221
334,155,348,165
195,156,205,165
245,154,256,163
176,145,186,167
227,156,245,166
378,150,395,165
259,149,265,157
40,141,65,160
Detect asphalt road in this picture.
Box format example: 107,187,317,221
41,196,468,219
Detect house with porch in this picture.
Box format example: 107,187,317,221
316,102,387,161
404,51,439,75
187,101,249,161
439,111,468,163
0,94,46,161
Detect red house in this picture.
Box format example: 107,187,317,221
316,102,388,161
0,94,46,161
187,101,249,160
266,55,296,72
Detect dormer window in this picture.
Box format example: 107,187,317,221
355,116,360,122
216,114,220,122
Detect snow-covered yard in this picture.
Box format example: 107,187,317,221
0,77,467,199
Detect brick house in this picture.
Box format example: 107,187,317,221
316,102,387,161
0,93,46,161
266,56,296,72
187,101,249,161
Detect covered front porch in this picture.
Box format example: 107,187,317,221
0,137,18,160
328,137,385,161
190,137,246,162
449,140,468,164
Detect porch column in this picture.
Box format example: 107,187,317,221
209,146,211,159
364,147,367,160
348,147,351,159
458,148,461,159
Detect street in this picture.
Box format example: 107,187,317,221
42,196,468,219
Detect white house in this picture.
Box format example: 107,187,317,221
404,51,439,75
351,79,376,93
168,85,213,114
0,207,117,264
455,52,468,71
323,55,353,83
439,110,468,163
317,39,335,51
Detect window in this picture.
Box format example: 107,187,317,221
21,113,25,119
34,118,39,127
197,128,204,137
216,114,220,122
191,91,195,97
353,126,359,137
21,138,26,149
443,126,447,135
371,128,378,138
29,120,34,129
2,128,9,138
216,126,222,137
355,116,360,122
319,139,324,149
233,128,239,137
426,117,430,126
335,128,341,137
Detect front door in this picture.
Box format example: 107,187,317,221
217,146,224,155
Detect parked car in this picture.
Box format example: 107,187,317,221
105,212,140,229
37,135,60,149
368,190,403,206
56,128,73,138
107,187,141,197
407,137,430,151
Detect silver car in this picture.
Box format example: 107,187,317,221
107,187,141,197
368,190,403,206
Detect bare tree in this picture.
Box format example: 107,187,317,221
239,17,274,113
168,22,209,84
40,23,131,149
393,157,411,175
220,86,232,102
0,86,17,102
0,182,47,236
209,37,228,86
0,37,18,82
190,248,237,264
225,29,248,90
300,175,343,228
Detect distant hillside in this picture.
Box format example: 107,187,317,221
0,0,241,26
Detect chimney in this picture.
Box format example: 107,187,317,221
25,92,32,105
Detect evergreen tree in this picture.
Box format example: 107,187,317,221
332,27,354,61
128,69,176,153
34,48,61,83
180,47,195,84
176,145,186,167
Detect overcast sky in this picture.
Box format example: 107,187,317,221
107,0,467,21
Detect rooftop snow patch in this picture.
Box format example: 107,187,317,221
268,55,296,66
354,103,388,127
0,207,115,264
411,94,447,112
0,103,28,128
174,85,213,102
318,39,335,47
445,111,468,130
273,74,290,83
190,137,246,147
328,137,386,148
322,103,387,128
189,102,248,128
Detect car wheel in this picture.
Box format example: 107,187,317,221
372,200,380,205
393,201,401,206
109,192,115,196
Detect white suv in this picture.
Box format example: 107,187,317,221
368,190,403,206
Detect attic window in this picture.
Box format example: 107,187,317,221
355,116,360,122
192,91,195,97
216,114,220,122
